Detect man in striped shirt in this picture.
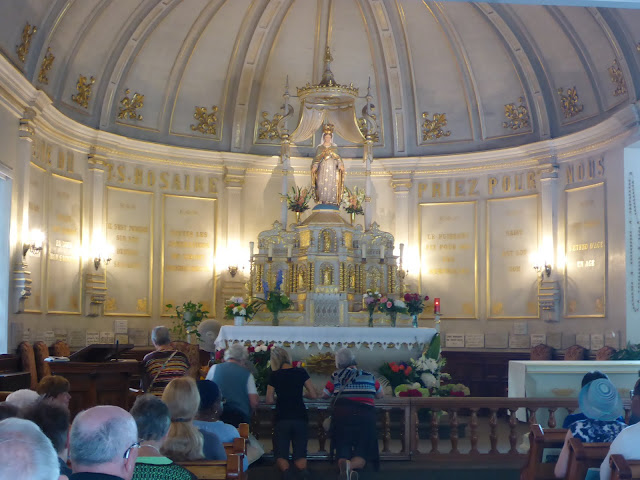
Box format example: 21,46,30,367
141,326,190,396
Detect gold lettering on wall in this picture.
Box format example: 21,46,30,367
566,158,605,185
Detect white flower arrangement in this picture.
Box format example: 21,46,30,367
409,353,449,389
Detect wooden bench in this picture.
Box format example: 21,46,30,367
177,453,245,480
566,438,611,480
521,424,567,480
222,423,249,457
610,454,640,480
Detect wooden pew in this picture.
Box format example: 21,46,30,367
222,422,249,457
521,424,567,480
177,453,245,480
610,454,640,480
566,438,611,480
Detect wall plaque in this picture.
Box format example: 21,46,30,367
161,195,216,315
564,183,606,317
47,174,82,314
105,187,153,316
487,195,539,318
419,201,477,318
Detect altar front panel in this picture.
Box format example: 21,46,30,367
508,360,639,426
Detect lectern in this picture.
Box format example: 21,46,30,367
49,344,138,416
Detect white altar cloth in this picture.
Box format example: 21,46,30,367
215,326,437,351
509,360,640,426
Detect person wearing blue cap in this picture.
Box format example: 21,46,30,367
554,378,627,478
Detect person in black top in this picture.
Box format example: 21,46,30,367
266,347,317,480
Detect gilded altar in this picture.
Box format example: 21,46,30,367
249,207,401,326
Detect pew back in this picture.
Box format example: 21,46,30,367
177,453,244,480
566,438,610,480
610,454,640,480
521,424,567,480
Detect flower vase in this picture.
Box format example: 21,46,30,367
234,316,245,326
389,311,397,327
272,311,279,326
296,211,301,224
412,314,418,328
368,311,374,328
350,212,355,226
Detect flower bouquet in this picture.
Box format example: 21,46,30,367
254,270,290,326
435,383,470,397
394,383,430,397
404,292,429,328
165,301,208,341
378,361,414,391
363,290,382,327
248,344,273,395
342,186,365,224
224,296,260,325
377,296,408,327
282,186,312,223
409,353,449,389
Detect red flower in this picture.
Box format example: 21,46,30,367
407,389,422,397
391,365,400,373
405,366,412,375
404,293,412,302
398,391,408,397
248,346,255,353
398,364,405,371
451,391,465,397
425,295,430,301
215,350,225,360
386,301,393,308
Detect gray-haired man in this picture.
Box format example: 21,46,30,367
68,405,138,480
0,417,67,480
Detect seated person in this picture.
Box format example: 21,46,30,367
554,379,626,478
0,402,19,421
161,377,226,462
193,380,248,470
5,389,40,411
37,375,71,410
563,371,622,428
141,326,190,396
205,344,258,427
23,399,72,477
129,394,196,480
0,417,67,480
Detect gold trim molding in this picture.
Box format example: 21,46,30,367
118,89,144,121
557,86,584,119
421,112,451,141
191,106,218,135
16,23,37,63
38,48,54,85
71,75,95,109
503,97,530,131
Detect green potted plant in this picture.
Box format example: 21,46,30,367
165,301,209,343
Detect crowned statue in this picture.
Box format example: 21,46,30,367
311,124,345,205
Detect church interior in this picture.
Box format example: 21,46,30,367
3,0,640,478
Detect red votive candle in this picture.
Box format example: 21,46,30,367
434,298,440,314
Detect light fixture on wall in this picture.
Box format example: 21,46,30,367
533,261,552,278
228,265,239,277
22,229,45,257
93,241,114,270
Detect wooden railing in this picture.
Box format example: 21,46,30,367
253,397,632,464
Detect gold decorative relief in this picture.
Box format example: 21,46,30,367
421,112,451,141
502,97,530,130
557,86,583,118
358,114,379,142
258,111,283,141
104,296,117,312
16,23,37,63
71,75,95,109
491,302,504,316
551,388,575,397
117,89,144,121
608,59,627,97
38,48,54,84
136,297,148,313
191,106,218,135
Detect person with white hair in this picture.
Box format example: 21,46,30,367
141,326,190,396
0,417,67,480
323,348,383,480
205,343,258,426
68,405,139,480
5,388,41,410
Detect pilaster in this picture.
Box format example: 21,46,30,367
539,165,561,322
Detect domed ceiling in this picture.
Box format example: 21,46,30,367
2,0,640,159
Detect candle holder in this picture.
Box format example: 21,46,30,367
434,312,441,333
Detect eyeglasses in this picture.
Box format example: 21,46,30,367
123,441,140,459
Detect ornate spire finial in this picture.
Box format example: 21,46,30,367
319,45,336,87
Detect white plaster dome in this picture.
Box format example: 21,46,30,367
3,1,640,158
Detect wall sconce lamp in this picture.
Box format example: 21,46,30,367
228,265,239,277
93,243,114,270
23,229,45,257
533,262,552,278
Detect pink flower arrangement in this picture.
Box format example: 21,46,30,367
404,292,429,316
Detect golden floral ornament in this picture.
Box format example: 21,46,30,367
358,113,379,142
608,59,627,97
16,23,37,63
258,111,283,141
502,97,530,131
118,89,144,121
421,112,451,141
191,105,218,135
38,48,55,85
557,86,584,118
71,75,96,109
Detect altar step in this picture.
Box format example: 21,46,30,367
248,460,519,480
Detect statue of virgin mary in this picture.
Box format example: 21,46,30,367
311,124,345,205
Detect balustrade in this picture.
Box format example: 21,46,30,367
253,397,631,464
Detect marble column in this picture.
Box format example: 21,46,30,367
11,110,35,313
364,140,374,230
85,152,108,316
539,166,560,322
